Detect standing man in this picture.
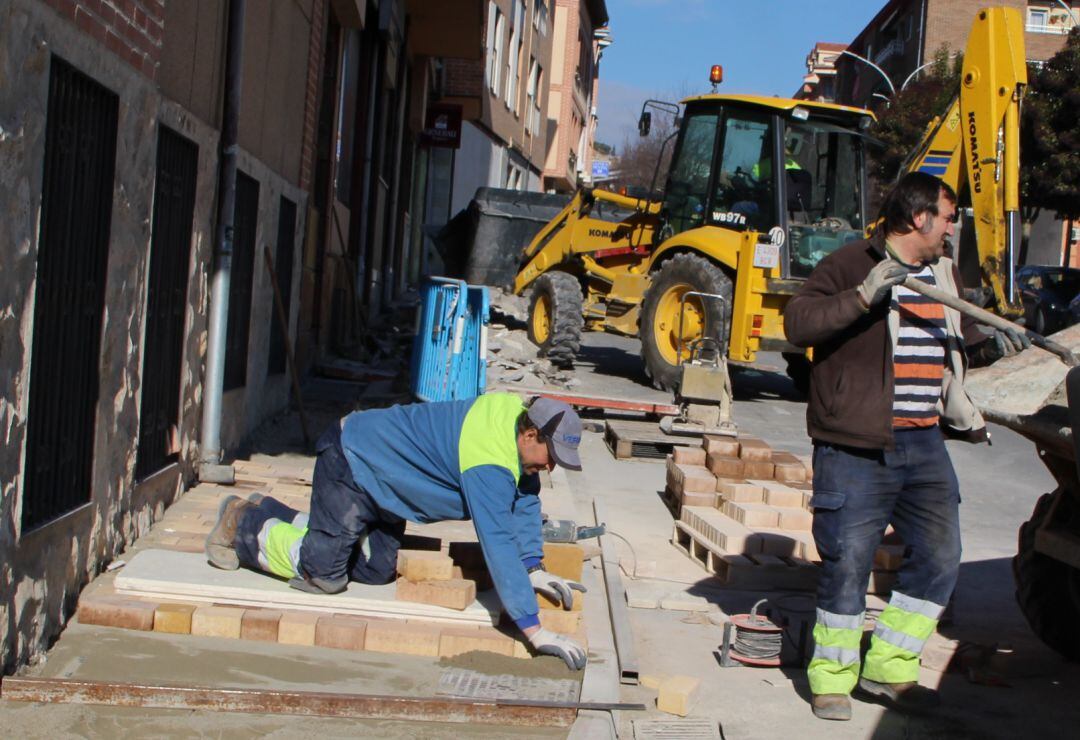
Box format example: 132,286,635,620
784,172,1027,720
204,393,589,670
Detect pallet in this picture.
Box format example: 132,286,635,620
605,420,700,461
672,521,819,591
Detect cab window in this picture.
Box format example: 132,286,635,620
663,112,719,236
712,113,776,233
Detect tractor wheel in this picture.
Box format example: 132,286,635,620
783,352,811,397
639,253,732,392
527,271,584,368
1013,491,1080,661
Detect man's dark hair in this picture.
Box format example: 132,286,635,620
879,172,957,236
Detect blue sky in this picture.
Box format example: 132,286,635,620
596,0,885,149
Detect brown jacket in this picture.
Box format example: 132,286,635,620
784,231,989,450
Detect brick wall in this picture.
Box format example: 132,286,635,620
41,0,164,80
445,58,484,98
299,0,326,192
925,0,1074,63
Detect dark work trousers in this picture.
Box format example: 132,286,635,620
811,427,962,617
299,423,406,586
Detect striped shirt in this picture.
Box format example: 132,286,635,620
892,264,946,428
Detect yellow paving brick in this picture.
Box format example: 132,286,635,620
154,603,196,634
191,606,245,639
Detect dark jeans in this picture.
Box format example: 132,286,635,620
811,427,962,616
298,424,405,585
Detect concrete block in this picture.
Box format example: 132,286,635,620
778,508,813,531
364,619,442,657
722,501,781,528
742,460,775,480
397,550,455,582
76,596,158,631
538,608,583,633
439,627,515,658
703,434,740,457
278,611,321,645
672,446,707,466
682,490,718,508
543,542,585,581
153,603,196,634
396,578,477,610
241,609,282,642
658,675,700,716
190,606,245,639
315,615,368,651
706,454,744,478
716,480,763,503
737,438,773,461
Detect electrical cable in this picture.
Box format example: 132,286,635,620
603,529,638,578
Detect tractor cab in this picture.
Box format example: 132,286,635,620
653,95,875,279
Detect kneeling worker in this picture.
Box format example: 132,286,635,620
205,393,588,670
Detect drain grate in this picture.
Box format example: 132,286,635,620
633,718,721,739
437,668,579,703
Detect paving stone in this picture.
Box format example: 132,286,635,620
438,626,515,658
397,550,455,582
672,446,707,466
742,460,775,480
396,578,477,610
191,605,245,639
241,609,283,642
703,434,740,457
773,461,808,483
77,596,158,631
363,619,442,657
153,603,196,634
778,508,813,531
754,529,803,557
716,480,763,503
640,673,669,690
277,611,321,645
722,501,781,528
680,506,760,554
659,593,716,612
737,438,773,462
706,454,744,478
538,608,583,633
756,483,803,508
315,615,368,651
681,490,718,508
543,542,585,581
448,541,486,570
667,460,717,495
658,675,701,716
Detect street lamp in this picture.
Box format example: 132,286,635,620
840,49,897,97
900,54,958,92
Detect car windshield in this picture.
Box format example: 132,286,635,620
785,120,866,279
1024,269,1080,299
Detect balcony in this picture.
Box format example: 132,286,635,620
872,38,904,65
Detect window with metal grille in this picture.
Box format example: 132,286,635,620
224,171,259,391
135,125,198,481
22,57,119,531
268,197,297,375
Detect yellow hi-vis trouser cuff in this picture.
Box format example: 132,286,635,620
808,609,864,695
257,520,308,579
862,591,943,684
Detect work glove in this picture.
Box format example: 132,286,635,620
987,326,1032,360
529,568,587,610
528,628,588,670
857,259,910,308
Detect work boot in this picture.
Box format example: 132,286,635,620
205,495,253,570
857,678,940,713
811,693,852,721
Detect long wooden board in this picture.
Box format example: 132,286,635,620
114,549,499,625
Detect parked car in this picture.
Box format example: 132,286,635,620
1016,265,1080,335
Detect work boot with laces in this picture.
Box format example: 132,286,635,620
857,678,940,713
811,693,852,721
205,495,253,570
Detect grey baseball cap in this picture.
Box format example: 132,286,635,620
527,397,583,471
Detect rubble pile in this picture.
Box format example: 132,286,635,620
486,288,580,391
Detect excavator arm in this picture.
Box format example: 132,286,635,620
904,7,1027,317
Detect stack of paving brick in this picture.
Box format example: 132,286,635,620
665,434,901,594
77,541,589,661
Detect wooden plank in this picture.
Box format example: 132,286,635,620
0,677,578,727
114,550,499,626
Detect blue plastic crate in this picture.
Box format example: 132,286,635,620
411,278,489,402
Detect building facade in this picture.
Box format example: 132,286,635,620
542,0,609,192
795,42,846,102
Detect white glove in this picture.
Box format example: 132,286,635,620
529,568,587,610
858,259,910,307
528,627,587,670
